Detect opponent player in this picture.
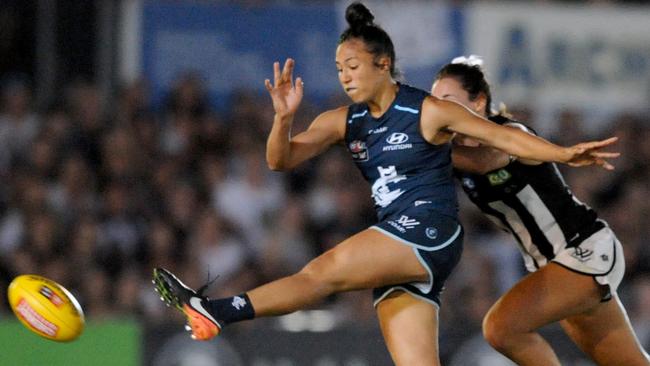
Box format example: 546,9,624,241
432,55,650,365
153,3,619,365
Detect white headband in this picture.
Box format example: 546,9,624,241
451,55,484,67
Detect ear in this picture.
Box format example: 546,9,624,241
474,94,488,115
376,56,391,73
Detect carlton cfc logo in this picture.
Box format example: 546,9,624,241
386,132,409,145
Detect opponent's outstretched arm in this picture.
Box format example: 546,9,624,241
422,97,619,170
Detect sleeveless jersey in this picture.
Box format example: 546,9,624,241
455,115,603,271
344,84,457,221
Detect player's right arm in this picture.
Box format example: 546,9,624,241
266,107,347,171
265,58,346,171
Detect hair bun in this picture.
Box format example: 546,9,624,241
345,2,374,29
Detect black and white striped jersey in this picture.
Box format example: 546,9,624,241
455,115,605,271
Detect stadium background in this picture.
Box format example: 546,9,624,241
1,1,649,365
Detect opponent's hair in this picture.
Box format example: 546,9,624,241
436,62,493,116
339,2,398,78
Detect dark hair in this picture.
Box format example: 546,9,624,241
436,63,493,116
339,2,398,78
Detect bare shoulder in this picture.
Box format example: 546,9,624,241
313,106,348,123
307,105,348,140
420,96,451,141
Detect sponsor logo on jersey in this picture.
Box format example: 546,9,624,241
368,126,387,135
349,140,369,161
382,132,412,151
387,215,420,233
487,169,512,186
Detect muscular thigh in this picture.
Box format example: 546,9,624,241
560,296,650,365
302,228,429,291
487,263,602,332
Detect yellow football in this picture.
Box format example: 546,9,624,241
7,274,85,342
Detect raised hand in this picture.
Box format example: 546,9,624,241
565,136,620,170
264,59,304,118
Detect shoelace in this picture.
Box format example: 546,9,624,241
196,271,219,297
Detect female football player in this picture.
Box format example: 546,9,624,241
154,3,619,365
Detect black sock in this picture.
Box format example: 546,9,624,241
207,293,255,325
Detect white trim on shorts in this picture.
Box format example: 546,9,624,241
369,224,462,251
373,286,441,309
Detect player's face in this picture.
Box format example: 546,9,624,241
336,39,388,103
431,77,485,116
432,77,483,147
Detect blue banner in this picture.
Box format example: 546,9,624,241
141,2,463,111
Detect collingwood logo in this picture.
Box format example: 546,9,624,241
383,133,412,151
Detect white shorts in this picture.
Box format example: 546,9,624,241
551,226,625,300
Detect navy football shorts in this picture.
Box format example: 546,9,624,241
371,206,464,308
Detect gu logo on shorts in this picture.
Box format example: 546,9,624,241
349,140,369,161
383,132,412,151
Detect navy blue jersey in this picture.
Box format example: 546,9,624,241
344,84,458,221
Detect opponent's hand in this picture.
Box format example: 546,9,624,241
264,58,304,118
565,137,620,170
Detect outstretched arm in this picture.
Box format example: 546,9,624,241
422,97,619,170
265,59,345,171
452,145,513,174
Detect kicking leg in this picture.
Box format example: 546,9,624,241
155,228,429,340
248,228,429,316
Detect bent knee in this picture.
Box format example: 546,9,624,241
482,308,518,351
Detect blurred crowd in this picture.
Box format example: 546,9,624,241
0,72,648,362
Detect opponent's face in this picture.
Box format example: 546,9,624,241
336,39,390,103
431,77,485,116
432,77,483,147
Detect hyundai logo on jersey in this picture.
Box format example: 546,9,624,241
383,133,413,152
386,132,409,144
